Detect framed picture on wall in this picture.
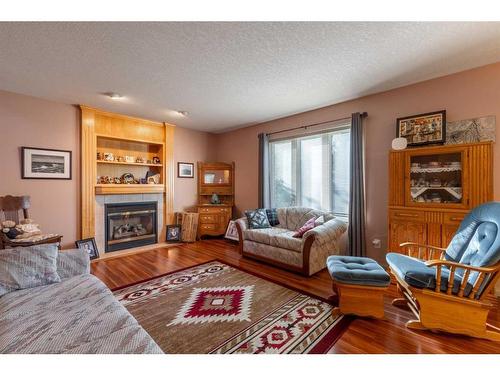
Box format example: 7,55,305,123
75,237,100,260
22,147,72,179
396,110,446,147
177,162,194,178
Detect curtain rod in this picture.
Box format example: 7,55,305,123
265,112,367,136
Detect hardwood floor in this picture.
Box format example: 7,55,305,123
91,239,500,354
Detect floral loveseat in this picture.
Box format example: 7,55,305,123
235,207,348,276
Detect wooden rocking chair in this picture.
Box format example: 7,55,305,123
0,195,62,250
387,202,500,341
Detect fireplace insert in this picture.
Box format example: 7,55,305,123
105,201,158,252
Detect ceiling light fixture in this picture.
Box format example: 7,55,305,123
106,92,124,100
176,110,188,117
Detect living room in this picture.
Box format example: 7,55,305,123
1,1,500,371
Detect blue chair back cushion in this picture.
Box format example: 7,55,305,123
445,202,500,267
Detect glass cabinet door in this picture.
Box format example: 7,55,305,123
202,169,231,185
406,148,467,208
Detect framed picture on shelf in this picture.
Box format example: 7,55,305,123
396,110,446,147
75,237,100,260
224,220,239,241
22,147,72,180
177,162,194,178
166,224,182,242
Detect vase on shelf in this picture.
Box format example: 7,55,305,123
210,193,220,205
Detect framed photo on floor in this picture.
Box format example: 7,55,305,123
166,224,182,242
396,110,446,146
22,147,72,179
75,237,100,260
224,220,239,241
177,162,194,178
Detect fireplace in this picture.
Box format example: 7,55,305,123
105,201,158,252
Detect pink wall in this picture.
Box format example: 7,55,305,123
0,90,215,248
174,127,217,211
215,62,500,263
0,90,80,248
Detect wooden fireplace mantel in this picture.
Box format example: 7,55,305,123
79,105,175,239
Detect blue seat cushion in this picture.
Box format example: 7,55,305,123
326,256,390,287
386,252,473,297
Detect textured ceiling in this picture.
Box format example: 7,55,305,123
1,22,500,133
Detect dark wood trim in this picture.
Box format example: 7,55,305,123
235,221,244,254
302,234,315,275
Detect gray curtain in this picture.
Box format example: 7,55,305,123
348,112,366,257
258,133,270,208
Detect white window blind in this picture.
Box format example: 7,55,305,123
269,125,350,216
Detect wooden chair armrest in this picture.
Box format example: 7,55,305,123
424,259,500,298
399,242,447,260
425,259,498,274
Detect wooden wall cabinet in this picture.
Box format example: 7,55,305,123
197,162,235,238
388,142,492,253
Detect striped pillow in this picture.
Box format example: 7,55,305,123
0,244,61,297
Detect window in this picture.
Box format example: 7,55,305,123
269,126,350,216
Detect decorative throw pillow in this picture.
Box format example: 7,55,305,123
323,213,336,222
266,208,280,226
293,217,316,238
0,243,61,297
245,209,271,229
314,215,325,226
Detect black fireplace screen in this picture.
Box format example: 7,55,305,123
105,201,157,252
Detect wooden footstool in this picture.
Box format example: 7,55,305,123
327,256,390,319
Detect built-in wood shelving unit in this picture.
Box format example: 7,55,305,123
80,105,175,239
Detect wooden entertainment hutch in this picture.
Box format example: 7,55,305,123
388,142,493,253
80,106,175,239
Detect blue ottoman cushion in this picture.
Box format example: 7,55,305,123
327,255,390,287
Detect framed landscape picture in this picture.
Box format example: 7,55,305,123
22,147,72,179
396,110,446,147
177,162,194,178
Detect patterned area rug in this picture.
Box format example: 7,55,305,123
113,261,349,354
